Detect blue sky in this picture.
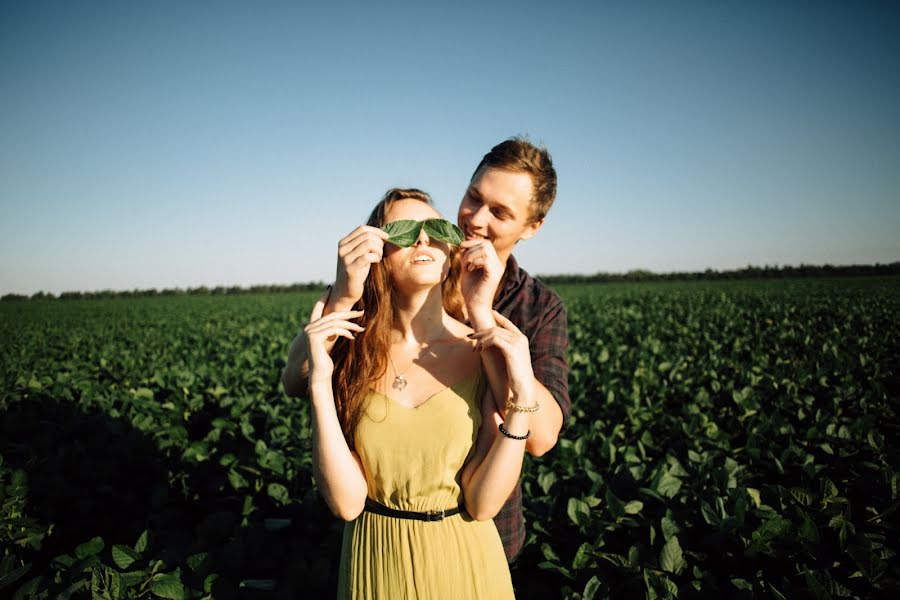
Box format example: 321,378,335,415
1,1,898,295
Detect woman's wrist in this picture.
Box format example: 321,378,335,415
308,373,334,397
499,408,531,438
467,307,496,331
505,397,540,413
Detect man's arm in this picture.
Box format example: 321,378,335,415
282,327,314,397
459,239,569,456
469,303,568,457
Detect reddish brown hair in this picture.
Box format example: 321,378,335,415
471,136,557,223
330,188,463,447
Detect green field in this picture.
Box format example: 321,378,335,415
2,278,898,599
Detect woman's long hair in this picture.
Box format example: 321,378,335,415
330,188,463,448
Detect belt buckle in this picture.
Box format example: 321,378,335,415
426,508,445,521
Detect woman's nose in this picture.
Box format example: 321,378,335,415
414,226,430,246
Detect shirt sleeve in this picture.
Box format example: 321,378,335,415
529,294,571,424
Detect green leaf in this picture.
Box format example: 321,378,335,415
92,566,126,600
122,570,147,587
203,573,219,594
660,535,686,574
746,487,761,508
383,218,464,247
422,219,463,246
150,572,185,600
583,575,602,600
624,500,644,515
382,220,423,247
654,469,682,498
537,471,556,495
186,552,209,572
847,535,886,581
11,575,45,600
134,530,149,554
790,487,814,506
798,511,819,544
572,543,594,569
74,536,105,559
267,482,290,506
228,468,248,490
541,542,562,564
0,557,30,590
567,497,591,528
661,513,680,541
112,545,138,570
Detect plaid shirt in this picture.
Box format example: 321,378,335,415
491,255,570,562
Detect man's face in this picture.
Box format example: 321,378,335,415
457,167,543,264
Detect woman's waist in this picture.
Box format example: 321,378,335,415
366,488,463,513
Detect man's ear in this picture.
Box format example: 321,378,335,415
518,218,544,242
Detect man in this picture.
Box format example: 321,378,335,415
282,137,569,561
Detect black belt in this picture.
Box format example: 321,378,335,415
364,498,464,522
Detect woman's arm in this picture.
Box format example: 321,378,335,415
303,305,369,521
309,379,368,521
460,388,531,521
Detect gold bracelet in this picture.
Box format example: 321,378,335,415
505,398,540,413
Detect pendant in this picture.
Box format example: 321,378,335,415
392,375,408,391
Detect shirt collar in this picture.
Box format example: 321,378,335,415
496,254,525,306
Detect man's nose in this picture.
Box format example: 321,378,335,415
469,205,490,227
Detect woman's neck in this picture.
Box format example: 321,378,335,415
391,285,450,346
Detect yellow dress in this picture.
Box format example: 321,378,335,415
337,369,515,599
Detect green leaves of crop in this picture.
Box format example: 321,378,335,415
382,219,463,247
659,535,686,574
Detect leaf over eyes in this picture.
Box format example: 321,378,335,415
423,219,464,246
382,220,423,247
382,218,463,247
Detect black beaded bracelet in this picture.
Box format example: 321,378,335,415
498,422,530,440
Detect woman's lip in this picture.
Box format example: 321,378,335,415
411,252,436,263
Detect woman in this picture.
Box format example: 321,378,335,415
304,189,540,599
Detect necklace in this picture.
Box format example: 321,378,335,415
388,352,410,391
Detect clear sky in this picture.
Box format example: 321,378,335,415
1,0,898,295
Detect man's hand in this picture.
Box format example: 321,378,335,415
459,238,504,322
331,225,389,313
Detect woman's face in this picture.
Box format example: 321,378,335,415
382,199,452,289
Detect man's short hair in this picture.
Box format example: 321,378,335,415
471,137,557,223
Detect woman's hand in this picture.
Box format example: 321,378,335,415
303,297,364,385
332,225,389,311
469,310,535,400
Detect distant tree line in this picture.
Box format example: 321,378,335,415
536,262,900,285
3,262,899,301
1,282,328,302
